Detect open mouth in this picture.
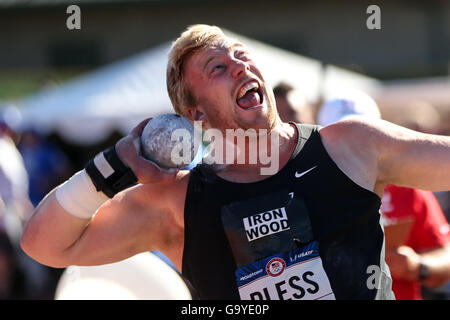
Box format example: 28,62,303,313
236,80,264,109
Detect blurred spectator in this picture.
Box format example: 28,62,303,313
317,90,381,126
387,100,450,298
0,106,33,223
18,129,72,207
0,127,33,244
273,82,315,124
317,91,450,300
435,191,450,224
0,109,31,299
394,100,442,135
0,229,27,299
386,100,450,243
0,104,22,145
381,185,450,299
0,109,68,299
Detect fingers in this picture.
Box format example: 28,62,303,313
116,123,179,185
130,118,152,137
132,157,179,184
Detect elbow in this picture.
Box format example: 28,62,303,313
20,240,70,269
20,227,71,269
20,223,37,261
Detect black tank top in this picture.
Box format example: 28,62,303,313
182,124,394,300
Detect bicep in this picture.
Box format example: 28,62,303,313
64,184,180,266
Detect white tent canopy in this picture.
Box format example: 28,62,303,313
18,31,380,145
19,42,172,145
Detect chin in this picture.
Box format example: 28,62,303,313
237,107,277,131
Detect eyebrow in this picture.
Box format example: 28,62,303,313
201,42,248,72
231,42,246,50
202,54,219,72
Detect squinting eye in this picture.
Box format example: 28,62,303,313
212,64,225,73
236,51,250,60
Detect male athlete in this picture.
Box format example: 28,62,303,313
21,25,450,300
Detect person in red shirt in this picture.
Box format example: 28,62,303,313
381,184,450,300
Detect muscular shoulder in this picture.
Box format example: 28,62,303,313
318,118,381,194
319,117,381,144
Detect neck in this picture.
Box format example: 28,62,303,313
209,121,298,182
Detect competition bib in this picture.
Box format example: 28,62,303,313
236,241,334,300
221,190,335,300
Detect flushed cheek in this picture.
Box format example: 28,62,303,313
198,96,235,125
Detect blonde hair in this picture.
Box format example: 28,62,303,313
166,24,227,116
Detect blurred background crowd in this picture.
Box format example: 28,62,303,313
0,0,449,299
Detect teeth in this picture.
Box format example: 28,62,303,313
237,81,259,99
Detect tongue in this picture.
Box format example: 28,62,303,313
237,91,261,109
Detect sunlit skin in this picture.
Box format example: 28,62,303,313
182,37,298,179
184,38,279,132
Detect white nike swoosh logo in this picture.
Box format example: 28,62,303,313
295,166,317,178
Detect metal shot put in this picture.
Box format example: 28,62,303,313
140,114,197,170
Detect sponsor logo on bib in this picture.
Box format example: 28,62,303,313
243,207,290,242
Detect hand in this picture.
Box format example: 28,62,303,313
385,245,421,282
115,118,179,184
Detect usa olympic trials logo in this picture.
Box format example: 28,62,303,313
266,257,286,277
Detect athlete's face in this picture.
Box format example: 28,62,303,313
183,37,278,132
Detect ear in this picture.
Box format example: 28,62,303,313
186,107,206,122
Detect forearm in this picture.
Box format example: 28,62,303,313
20,189,95,268
21,164,115,267
378,122,450,191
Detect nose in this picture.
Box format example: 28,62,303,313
230,59,249,79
